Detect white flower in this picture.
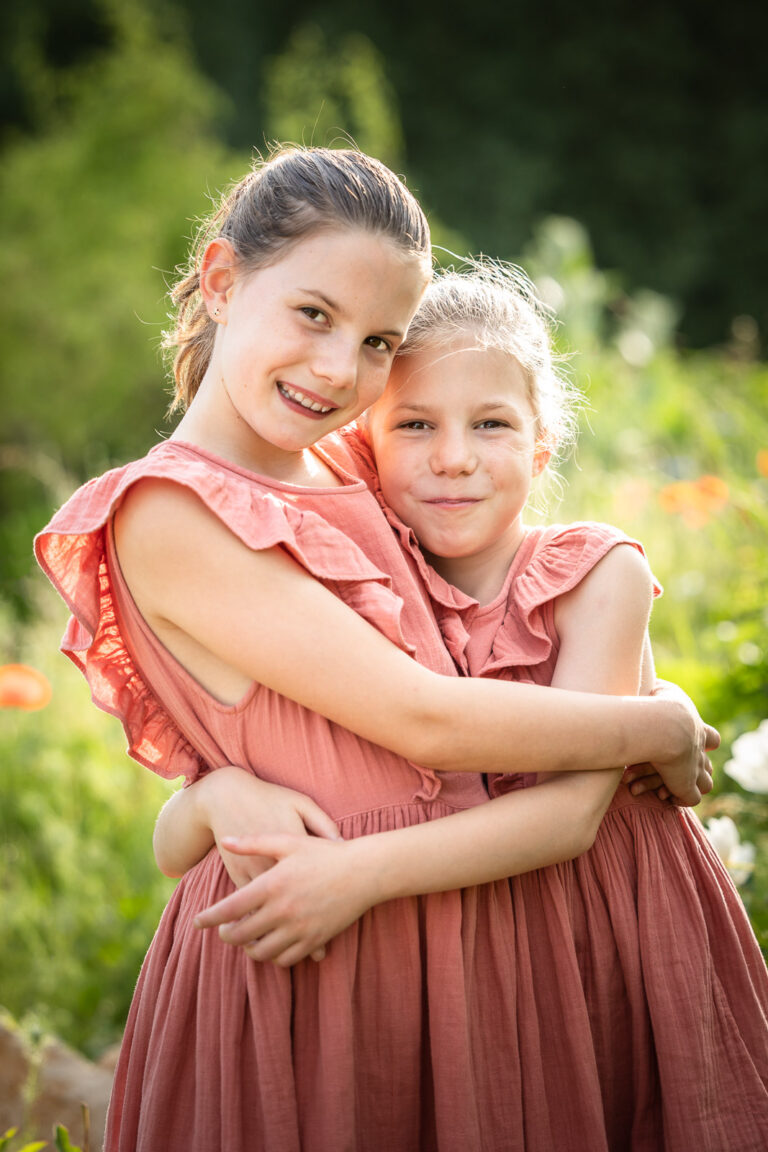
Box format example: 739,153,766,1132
704,815,756,886
724,719,768,794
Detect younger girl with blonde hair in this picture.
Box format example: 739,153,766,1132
190,259,768,1151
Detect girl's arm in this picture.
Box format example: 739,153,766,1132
154,767,340,883
115,480,712,799
622,644,716,799
193,545,711,966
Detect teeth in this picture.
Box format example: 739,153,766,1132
280,384,333,413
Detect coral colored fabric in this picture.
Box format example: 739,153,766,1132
36,432,768,1151
37,438,589,1152
339,428,768,1148
442,521,768,1151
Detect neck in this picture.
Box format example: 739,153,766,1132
425,527,528,605
172,382,337,486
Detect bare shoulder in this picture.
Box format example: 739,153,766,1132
116,476,214,541
555,543,653,634
113,475,284,622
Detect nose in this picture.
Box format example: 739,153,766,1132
429,428,478,477
311,334,359,393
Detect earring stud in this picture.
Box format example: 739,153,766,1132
213,307,221,318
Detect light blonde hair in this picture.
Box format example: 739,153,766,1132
163,145,431,411
397,257,580,461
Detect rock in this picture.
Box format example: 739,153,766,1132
0,1015,30,1133
28,1037,113,1150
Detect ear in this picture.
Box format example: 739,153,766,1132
532,445,551,476
200,238,238,322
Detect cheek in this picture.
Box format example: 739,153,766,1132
374,450,412,506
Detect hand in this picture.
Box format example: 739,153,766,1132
626,682,720,803
198,768,341,889
642,704,719,806
194,833,376,968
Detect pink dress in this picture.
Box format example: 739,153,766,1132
341,419,768,1149
37,438,609,1152
422,518,768,1152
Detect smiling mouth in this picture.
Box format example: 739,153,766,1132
425,497,481,506
277,382,338,416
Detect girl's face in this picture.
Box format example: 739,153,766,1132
368,339,548,576
202,228,428,460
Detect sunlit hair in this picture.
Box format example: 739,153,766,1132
163,145,431,410
396,257,580,464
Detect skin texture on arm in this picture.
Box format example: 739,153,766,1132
154,767,341,882
192,544,700,966
114,480,710,797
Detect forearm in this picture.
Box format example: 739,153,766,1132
200,766,623,965
154,765,342,883
154,772,223,877
347,769,620,902
419,680,691,778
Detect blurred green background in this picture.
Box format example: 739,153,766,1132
1,0,766,1058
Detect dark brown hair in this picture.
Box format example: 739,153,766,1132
164,146,431,410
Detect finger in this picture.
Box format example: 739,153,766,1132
218,851,273,889
629,773,664,795
194,881,268,929
220,833,301,859
699,763,714,795
297,801,342,841
219,910,278,947
704,724,721,752
243,926,302,964
623,762,655,783
274,941,325,968
673,786,702,808
310,947,326,962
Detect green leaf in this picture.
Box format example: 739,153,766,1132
54,1127,81,1152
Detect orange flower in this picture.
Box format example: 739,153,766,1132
757,450,768,478
657,475,729,528
694,474,729,507
0,663,52,710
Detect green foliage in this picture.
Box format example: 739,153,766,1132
0,1132,49,1152
53,1126,81,1152
0,602,176,1057
0,1125,82,1152
524,218,768,951
0,0,235,471
264,24,404,166
0,0,241,611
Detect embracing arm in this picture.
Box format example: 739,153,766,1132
154,767,341,882
115,480,710,797
193,545,713,965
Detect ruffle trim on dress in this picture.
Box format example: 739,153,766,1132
34,441,419,781
478,522,661,680
485,524,661,801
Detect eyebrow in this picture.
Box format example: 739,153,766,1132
391,399,522,414
298,288,405,340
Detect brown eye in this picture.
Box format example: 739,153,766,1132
301,307,328,323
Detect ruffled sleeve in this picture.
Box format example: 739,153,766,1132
480,522,661,799
478,522,661,680
34,441,419,782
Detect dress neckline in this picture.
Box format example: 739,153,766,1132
154,437,368,496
